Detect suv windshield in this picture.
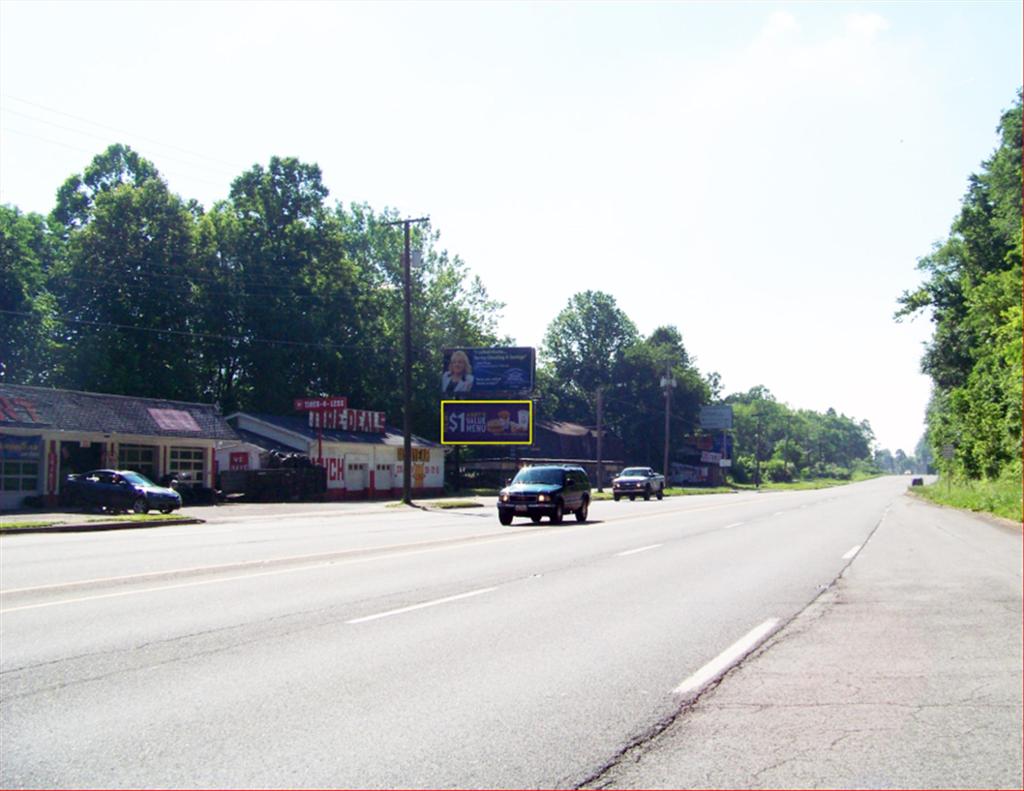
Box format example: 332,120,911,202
620,468,650,477
513,468,565,486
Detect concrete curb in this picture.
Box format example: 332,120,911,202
0,518,206,535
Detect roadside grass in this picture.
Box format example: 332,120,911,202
0,520,61,530
84,513,192,523
912,477,1022,523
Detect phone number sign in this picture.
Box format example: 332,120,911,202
441,400,533,445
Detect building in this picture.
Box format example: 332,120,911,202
0,384,238,510
219,412,444,499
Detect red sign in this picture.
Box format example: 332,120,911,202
229,452,249,470
294,396,348,412
309,408,386,433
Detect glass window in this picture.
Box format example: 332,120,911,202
169,447,205,483
118,445,157,479
0,460,39,492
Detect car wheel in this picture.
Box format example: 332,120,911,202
643,486,651,501
656,488,664,500
498,510,513,526
530,515,543,524
629,494,635,501
551,502,564,524
613,493,620,501
132,498,149,515
575,499,588,522
160,506,174,514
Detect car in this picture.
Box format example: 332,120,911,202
612,466,665,501
497,465,590,525
64,469,183,514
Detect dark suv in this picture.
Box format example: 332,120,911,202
497,465,591,525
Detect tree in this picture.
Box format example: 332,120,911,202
0,206,61,383
897,91,1022,481
541,291,639,405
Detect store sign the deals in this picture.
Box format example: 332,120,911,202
441,400,533,445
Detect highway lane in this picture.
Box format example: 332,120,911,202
1,478,908,788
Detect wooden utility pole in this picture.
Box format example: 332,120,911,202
661,366,676,479
384,216,429,505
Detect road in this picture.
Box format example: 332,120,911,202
1,477,1019,788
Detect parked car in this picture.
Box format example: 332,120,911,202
64,469,182,514
497,465,591,525
612,466,665,501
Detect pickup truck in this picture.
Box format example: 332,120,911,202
611,466,666,501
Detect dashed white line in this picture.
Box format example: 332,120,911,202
842,544,862,560
346,587,499,624
673,618,780,696
723,522,744,530
616,544,663,557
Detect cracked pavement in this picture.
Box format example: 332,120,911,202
587,495,1023,790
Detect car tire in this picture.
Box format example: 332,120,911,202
498,510,513,526
629,494,635,501
656,488,664,500
530,515,542,524
160,507,174,514
551,502,564,524
643,487,651,501
613,493,620,501
132,498,149,515
575,499,588,522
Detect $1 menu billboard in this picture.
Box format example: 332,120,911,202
441,400,533,445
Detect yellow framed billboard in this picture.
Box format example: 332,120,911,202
441,400,533,445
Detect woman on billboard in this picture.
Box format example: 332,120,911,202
442,350,474,394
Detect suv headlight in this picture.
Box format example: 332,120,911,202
537,494,549,503
500,493,509,503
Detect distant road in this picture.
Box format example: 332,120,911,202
2,477,1016,788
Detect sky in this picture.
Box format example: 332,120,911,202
1,0,1021,455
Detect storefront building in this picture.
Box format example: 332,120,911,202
220,412,444,499
0,384,238,510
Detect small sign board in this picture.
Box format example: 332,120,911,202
941,444,955,460
699,405,733,430
294,396,348,412
441,400,533,445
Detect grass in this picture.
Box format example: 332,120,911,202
0,520,61,530
911,476,1022,523
84,513,192,523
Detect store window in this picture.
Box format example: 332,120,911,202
118,444,156,480
1,459,40,492
169,447,205,484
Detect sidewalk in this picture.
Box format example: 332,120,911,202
590,494,1023,789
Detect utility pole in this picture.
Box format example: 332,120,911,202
661,366,676,479
754,412,764,490
595,386,604,491
384,216,429,505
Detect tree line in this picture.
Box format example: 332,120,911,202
2,143,878,480
896,90,1022,486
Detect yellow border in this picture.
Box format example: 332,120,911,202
440,400,533,445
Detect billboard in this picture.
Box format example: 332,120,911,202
441,400,533,445
442,348,535,395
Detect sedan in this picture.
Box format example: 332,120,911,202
65,469,182,514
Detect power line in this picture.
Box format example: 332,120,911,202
0,308,384,352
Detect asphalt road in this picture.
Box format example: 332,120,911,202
1,478,1018,788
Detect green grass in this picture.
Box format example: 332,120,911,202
84,513,192,523
0,520,61,530
912,477,1022,523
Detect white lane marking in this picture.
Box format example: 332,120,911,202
345,587,498,625
842,544,862,560
616,544,662,557
723,522,744,529
673,618,780,696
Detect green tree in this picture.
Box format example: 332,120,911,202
897,91,1022,482
0,206,62,383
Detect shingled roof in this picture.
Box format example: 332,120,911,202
230,413,440,449
0,384,238,440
